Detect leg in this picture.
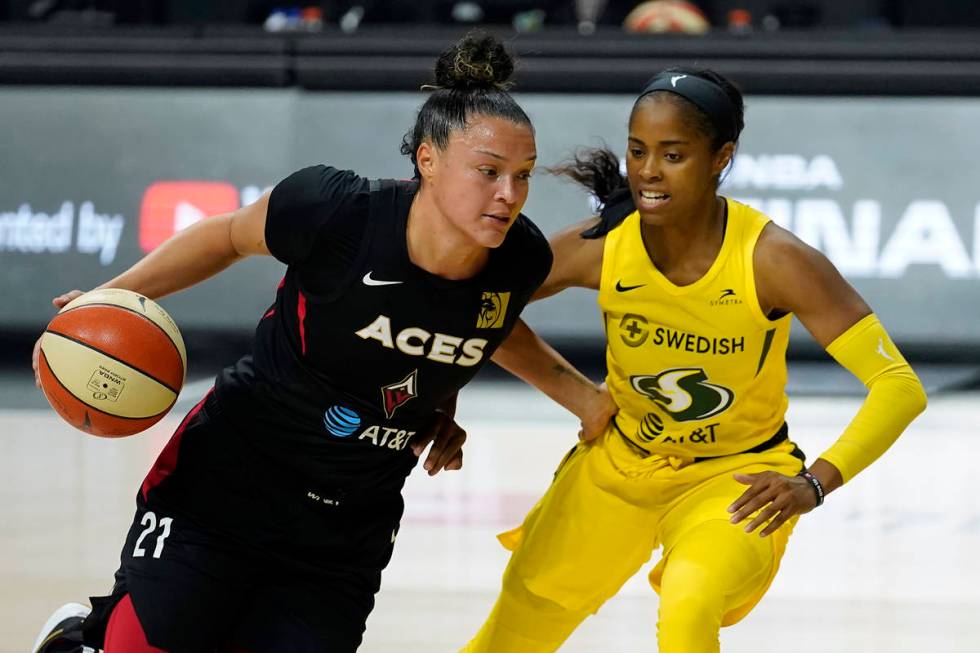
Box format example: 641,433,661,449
83,497,252,653
232,567,381,653
655,520,778,653
651,454,801,653
230,494,400,653
462,569,592,653
104,594,168,653
463,438,660,652
105,595,254,653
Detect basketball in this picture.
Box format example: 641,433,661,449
624,0,711,34
37,289,187,438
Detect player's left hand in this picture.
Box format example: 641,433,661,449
727,471,818,537
411,411,466,476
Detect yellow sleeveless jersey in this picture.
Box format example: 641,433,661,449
598,198,792,459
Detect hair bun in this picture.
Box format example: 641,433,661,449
434,32,515,91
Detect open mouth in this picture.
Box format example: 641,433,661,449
637,190,671,209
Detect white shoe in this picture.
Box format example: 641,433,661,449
32,602,94,653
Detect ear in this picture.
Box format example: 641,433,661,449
416,141,438,182
713,142,735,177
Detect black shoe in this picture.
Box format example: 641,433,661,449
32,603,94,653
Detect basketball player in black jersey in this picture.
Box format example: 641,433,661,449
30,33,571,653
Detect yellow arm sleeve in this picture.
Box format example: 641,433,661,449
818,314,928,484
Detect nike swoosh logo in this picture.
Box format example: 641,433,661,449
615,281,645,292
670,74,688,87
363,272,403,287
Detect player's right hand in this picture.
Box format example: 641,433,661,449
33,289,85,388
578,382,617,442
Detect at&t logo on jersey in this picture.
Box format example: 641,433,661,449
324,403,418,451
323,405,361,437
631,368,734,422
355,315,488,367
637,412,665,442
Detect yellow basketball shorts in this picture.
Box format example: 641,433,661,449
497,423,803,623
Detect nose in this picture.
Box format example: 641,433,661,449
638,155,662,182
494,175,520,207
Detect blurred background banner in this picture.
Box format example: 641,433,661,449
1,89,977,354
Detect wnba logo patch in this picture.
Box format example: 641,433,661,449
477,292,510,329
323,405,361,437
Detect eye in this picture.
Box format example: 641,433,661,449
479,167,498,177
665,152,683,162
629,148,645,158
517,170,533,181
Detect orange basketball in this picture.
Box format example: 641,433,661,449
624,0,711,34
37,289,187,437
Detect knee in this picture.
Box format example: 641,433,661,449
658,584,724,632
654,533,732,652
657,590,723,653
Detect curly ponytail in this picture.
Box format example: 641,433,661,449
401,32,532,178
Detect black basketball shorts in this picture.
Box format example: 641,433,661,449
82,392,402,653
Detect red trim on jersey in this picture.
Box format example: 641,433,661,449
262,308,275,319
277,276,286,290
105,594,168,653
140,389,213,501
105,593,252,653
297,290,308,355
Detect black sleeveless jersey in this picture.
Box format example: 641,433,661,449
213,165,552,494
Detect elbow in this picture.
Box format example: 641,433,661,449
891,369,928,418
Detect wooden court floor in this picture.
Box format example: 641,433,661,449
3,381,978,652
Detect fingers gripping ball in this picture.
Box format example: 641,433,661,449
37,289,187,437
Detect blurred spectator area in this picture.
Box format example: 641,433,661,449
0,1,979,93
2,1,979,27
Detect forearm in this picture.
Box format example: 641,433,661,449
97,214,243,300
437,392,459,418
817,315,928,485
492,319,602,421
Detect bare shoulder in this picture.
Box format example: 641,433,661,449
754,221,871,345
754,221,825,274
535,217,605,300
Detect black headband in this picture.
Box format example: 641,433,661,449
638,73,738,144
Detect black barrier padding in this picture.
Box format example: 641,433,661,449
0,52,291,86
2,25,980,93
0,35,288,54
292,54,980,95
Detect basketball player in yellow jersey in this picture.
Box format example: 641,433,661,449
461,68,928,652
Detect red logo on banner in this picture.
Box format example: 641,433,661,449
139,182,239,252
